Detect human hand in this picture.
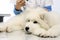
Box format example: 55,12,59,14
15,0,25,10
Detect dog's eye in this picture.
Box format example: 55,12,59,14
33,21,38,23
27,20,30,22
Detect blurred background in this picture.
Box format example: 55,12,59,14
0,0,60,22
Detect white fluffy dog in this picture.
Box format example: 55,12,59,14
0,7,60,38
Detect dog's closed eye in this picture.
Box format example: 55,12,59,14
26,20,30,22
33,21,38,24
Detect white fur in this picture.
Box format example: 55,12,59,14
0,10,28,32
0,7,60,38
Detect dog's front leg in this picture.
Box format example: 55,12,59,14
32,27,47,37
42,25,60,38
6,25,22,32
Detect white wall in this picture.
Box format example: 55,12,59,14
0,0,15,22
52,0,60,13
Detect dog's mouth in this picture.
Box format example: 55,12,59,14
22,28,32,34
25,32,32,35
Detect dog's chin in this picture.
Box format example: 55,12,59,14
25,32,32,35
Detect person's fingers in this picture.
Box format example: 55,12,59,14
17,0,24,3
23,1,25,6
20,0,25,6
16,0,25,5
16,0,25,6
16,0,21,2
15,0,25,10
16,0,22,4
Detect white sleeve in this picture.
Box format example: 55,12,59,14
25,0,37,8
44,0,53,6
10,0,17,5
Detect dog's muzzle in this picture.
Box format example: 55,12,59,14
25,27,32,34
25,27,29,32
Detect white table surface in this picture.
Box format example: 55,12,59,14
0,30,60,40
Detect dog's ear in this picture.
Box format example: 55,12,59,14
40,14,44,20
39,14,44,20
36,16,49,30
36,7,48,20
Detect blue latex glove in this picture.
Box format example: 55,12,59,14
14,7,22,15
44,6,52,11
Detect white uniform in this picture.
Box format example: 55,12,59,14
25,0,53,8
12,0,53,15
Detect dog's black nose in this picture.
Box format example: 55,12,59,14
26,0,28,1
25,27,29,31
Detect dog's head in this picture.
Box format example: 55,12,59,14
24,7,49,34
24,17,42,34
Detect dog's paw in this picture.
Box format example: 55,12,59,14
40,34,57,38
42,33,57,38
0,26,6,32
32,28,47,37
6,27,13,32
40,30,58,38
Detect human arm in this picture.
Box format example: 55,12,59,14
14,0,25,15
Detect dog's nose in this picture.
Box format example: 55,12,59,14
25,27,29,31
